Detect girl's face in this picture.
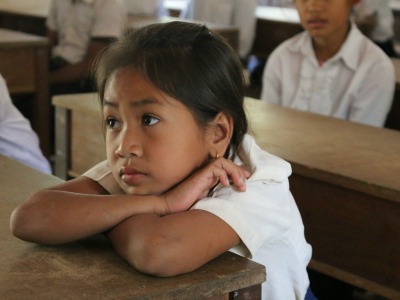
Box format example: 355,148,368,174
294,0,358,42
103,68,211,195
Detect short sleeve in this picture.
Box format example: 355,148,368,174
192,180,292,258
82,160,124,195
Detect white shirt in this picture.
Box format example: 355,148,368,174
83,134,312,300
46,0,127,64
353,0,394,42
0,75,52,174
261,23,395,127
179,0,257,58
124,0,167,16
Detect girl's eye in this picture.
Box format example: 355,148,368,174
105,117,121,130
142,114,160,126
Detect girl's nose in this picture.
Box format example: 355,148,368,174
114,128,143,158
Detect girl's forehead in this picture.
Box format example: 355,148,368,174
104,68,185,109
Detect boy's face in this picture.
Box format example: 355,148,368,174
102,68,211,195
294,0,359,41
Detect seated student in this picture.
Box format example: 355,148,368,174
0,74,51,174
353,0,398,58
261,0,395,128
47,0,127,94
11,21,313,300
124,0,167,17
179,0,257,60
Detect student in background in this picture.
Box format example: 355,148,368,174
353,0,398,57
124,0,167,17
179,0,257,60
0,74,51,174
11,21,313,300
47,0,127,94
261,0,395,128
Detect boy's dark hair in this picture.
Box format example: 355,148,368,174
94,21,248,158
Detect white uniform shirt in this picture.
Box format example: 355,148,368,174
353,0,394,42
179,0,257,58
124,0,167,16
0,75,51,174
46,0,127,64
83,134,312,300
261,23,395,127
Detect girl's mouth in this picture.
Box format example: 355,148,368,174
120,166,146,185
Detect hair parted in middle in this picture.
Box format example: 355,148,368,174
94,21,248,159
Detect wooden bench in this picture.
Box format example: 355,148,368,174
1,154,265,300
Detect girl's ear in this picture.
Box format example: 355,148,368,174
207,112,233,158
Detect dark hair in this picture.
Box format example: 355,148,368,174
94,21,248,159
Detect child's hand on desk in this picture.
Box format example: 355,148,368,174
162,158,251,215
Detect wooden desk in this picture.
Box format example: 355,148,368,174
0,28,50,157
0,154,265,299
126,16,239,53
245,100,400,299
0,0,49,36
53,93,105,179
251,7,302,60
387,58,400,130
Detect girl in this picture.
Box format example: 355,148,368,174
261,0,395,127
11,21,312,299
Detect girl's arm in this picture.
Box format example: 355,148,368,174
10,157,249,248
10,176,166,245
107,157,250,277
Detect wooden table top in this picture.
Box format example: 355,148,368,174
0,0,49,18
245,99,400,203
0,28,47,47
255,6,300,23
0,154,265,299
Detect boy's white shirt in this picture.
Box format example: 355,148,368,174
261,23,395,127
46,0,127,64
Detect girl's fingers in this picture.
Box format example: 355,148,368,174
211,158,250,191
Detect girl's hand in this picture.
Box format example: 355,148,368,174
162,157,251,215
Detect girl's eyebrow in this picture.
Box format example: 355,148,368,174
103,98,162,108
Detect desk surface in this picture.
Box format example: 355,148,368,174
245,99,400,203
255,6,300,23
0,154,265,299
0,27,47,47
0,0,49,18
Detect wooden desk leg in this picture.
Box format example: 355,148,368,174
229,284,261,300
54,106,69,179
33,46,50,157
